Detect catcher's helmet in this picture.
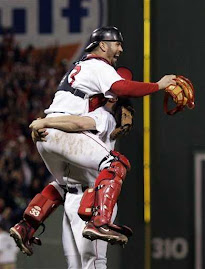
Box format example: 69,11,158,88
85,26,123,52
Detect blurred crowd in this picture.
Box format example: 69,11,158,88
0,29,69,230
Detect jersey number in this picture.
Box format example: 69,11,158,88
69,65,81,86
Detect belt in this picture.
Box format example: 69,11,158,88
67,185,88,194
59,87,87,99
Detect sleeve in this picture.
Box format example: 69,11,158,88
93,62,124,98
111,79,159,97
83,108,111,135
83,107,116,150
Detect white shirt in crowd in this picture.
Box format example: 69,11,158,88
0,230,19,265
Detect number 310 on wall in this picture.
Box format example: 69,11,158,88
152,237,189,260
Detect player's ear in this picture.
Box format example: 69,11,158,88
99,41,107,52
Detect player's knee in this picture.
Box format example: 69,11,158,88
97,162,127,184
109,160,128,181
110,150,131,171
107,151,130,181
99,150,130,173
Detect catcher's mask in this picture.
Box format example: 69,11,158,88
85,26,123,52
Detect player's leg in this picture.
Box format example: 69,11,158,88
10,180,64,256
36,129,126,244
82,240,108,269
10,147,67,256
81,204,118,269
79,151,133,245
9,129,110,255
37,129,111,172
36,130,130,241
64,190,108,269
62,210,82,269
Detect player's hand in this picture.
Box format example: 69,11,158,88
29,118,46,131
30,118,48,143
157,75,176,90
31,129,48,143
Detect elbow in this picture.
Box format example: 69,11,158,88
77,119,96,131
76,121,87,130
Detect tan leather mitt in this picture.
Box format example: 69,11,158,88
110,98,134,140
164,75,195,115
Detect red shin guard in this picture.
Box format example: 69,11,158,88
78,151,130,227
93,173,122,227
24,185,63,230
92,151,130,227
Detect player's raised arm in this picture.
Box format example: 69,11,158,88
110,75,176,97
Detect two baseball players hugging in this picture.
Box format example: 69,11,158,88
10,26,176,268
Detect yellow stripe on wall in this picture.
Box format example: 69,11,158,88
143,0,151,268
144,0,151,225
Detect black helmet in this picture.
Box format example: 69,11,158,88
85,26,123,52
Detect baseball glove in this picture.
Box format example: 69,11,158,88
164,75,195,115
110,98,134,140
